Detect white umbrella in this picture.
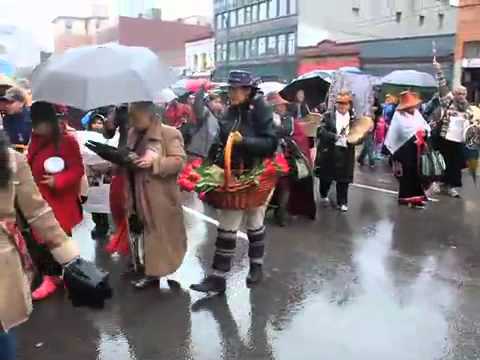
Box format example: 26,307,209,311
32,44,176,110
381,70,436,88
156,88,177,104
258,81,285,95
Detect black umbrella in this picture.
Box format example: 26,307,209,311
279,71,331,109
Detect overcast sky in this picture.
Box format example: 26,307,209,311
0,0,212,50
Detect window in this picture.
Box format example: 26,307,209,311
259,1,267,21
395,11,402,23
216,44,223,61
289,0,297,14
237,40,245,59
252,4,259,22
222,44,227,61
352,7,360,16
201,53,208,70
216,14,222,29
278,34,286,55
258,37,266,56
269,0,278,19
229,42,237,60
65,19,73,32
245,6,252,24
418,15,425,26
287,33,296,55
279,0,287,16
229,10,237,27
237,7,245,26
193,54,199,71
245,39,251,59
250,38,258,58
464,42,480,58
438,13,445,29
267,35,277,55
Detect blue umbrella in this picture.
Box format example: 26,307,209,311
0,58,15,77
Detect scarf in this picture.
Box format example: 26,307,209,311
384,109,430,155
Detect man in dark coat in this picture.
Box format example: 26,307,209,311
1,87,31,146
190,70,278,294
315,93,356,212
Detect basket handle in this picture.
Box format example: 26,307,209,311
223,132,235,189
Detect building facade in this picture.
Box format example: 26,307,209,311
52,16,110,53
213,0,298,81
455,0,480,103
185,36,215,77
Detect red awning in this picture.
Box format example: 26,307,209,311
298,58,360,76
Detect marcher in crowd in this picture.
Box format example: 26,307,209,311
293,89,310,119
187,87,222,159
384,91,430,209
0,131,82,360
315,92,357,212
88,113,105,133
164,98,193,129
434,59,475,198
267,92,316,226
191,70,278,294
126,101,187,289
16,78,33,107
0,87,32,146
358,94,381,168
27,102,85,300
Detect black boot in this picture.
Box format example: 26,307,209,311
247,263,263,286
190,275,226,294
274,207,287,227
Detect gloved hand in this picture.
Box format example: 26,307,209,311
63,258,113,309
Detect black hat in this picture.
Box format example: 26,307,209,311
31,101,58,127
227,70,257,88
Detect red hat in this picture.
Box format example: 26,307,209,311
267,92,289,106
397,91,422,111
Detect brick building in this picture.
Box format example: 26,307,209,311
52,16,109,53
455,0,480,103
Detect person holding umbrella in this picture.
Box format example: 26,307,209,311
190,70,278,294
314,91,357,212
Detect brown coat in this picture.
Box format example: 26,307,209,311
0,150,79,332
126,121,187,277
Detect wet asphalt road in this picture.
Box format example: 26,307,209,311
16,163,480,360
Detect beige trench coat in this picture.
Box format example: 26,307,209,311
0,150,79,332
126,121,187,277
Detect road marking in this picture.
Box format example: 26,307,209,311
182,206,248,239
352,183,439,202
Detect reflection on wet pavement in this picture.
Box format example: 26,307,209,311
17,175,480,360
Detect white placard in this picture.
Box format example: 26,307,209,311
446,116,466,143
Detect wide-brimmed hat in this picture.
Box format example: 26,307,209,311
266,92,289,106
397,91,422,111
336,93,352,104
227,70,256,88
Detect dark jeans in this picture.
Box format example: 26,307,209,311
358,132,375,166
320,180,349,206
439,138,464,188
0,332,15,360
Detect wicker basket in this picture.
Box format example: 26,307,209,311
205,133,277,210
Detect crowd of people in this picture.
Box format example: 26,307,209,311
1,58,479,358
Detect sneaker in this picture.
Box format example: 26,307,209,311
246,264,263,286
320,197,330,208
338,205,349,212
190,275,226,294
447,188,461,198
32,276,58,301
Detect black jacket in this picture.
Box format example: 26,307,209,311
209,95,277,170
315,110,356,183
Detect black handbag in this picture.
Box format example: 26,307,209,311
63,258,113,309
286,139,312,180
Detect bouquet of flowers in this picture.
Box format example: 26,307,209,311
178,154,289,201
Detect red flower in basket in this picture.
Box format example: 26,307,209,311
178,177,196,192
191,158,203,169
275,153,290,174
187,171,201,183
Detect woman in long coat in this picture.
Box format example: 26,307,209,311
0,131,80,359
126,101,188,289
315,93,357,212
